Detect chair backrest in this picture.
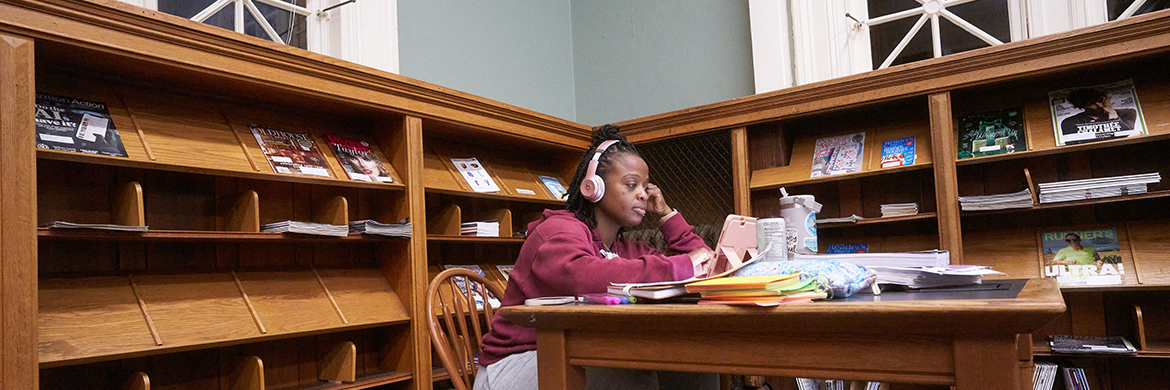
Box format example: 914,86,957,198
427,268,507,390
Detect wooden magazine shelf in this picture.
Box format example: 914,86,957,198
816,212,939,229
36,228,411,242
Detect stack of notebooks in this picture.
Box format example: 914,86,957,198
349,219,411,237
1049,335,1136,355
880,203,918,217
959,188,1034,211
684,274,827,306
1033,361,1058,390
41,221,149,232
460,221,499,237
815,214,863,224
1037,172,1160,204
260,221,349,237
866,265,1004,289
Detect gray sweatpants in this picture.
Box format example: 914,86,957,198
473,350,718,390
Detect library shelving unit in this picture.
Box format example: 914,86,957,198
0,1,590,389
614,9,1170,390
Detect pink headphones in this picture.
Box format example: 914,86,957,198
580,140,618,203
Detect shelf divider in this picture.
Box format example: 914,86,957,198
114,182,145,227
223,190,260,233
223,355,264,390
319,341,357,383
122,371,150,390
428,204,462,236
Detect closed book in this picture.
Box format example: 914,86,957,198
685,274,799,293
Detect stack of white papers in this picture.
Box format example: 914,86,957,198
460,221,500,237
880,203,918,217
349,219,411,238
41,221,149,232
1033,361,1058,390
868,265,1005,288
261,221,349,237
794,250,950,268
815,214,863,224
1037,173,1160,204
959,188,1034,211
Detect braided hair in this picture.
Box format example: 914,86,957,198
565,124,641,229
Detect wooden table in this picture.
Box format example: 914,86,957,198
499,278,1065,390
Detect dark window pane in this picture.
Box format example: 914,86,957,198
1108,0,1170,19
158,0,307,50
868,0,1010,69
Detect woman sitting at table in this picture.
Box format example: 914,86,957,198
474,124,718,390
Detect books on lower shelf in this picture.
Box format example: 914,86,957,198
796,379,886,390
1037,173,1161,204
1049,335,1137,355
1034,361,1058,390
260,221,349,237
959,188,1034,211
460,221,500,237
349,219,411,237
794,250,950,268
41,221,148,232
879,203,918,218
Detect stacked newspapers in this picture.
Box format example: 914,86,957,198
1037,173,1160,204
460,221,499,237
261,221,349,237
880,203,918,217
959,188,1034,211
40,221,149,232
349,219,411,238
867,265,1005,289
815,214,863,224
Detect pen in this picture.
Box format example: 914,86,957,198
579,293,632,305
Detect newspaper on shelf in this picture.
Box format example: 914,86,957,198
261,221,349,237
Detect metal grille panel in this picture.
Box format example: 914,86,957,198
623,131,734,252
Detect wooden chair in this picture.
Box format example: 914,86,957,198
427,268,506,390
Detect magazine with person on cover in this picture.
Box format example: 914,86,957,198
957,107,1026,159
1049,79,1147,146
250,125,334,178
810,132,865,178
34,93,129,158
442,264,501,309
879,137,915,168
323,133,394,183
1041,228,1126,286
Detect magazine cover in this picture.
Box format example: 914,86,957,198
1049,79,1147,146
1041,228,1125,286
826,243,869,254
443,265,501,309
451,158,500,192
250,125,333,178
810,132,865,178
323,133,394,183
495,265,514,281
957,107,1026,159
540,175,568,200
879,137,915,168
34,93,129,158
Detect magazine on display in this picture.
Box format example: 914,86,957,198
956,107,1026,159
1049,79,1147,146
34,93,129,158
451,157,501,192
1041,228,1126,286
323,133,394,183
442,264,501,309
250,125,334,178
810,132,865,178
540,175,568,200
879,136,915,168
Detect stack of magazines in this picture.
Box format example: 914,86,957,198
460,221,499,237
349,219,411,237
41,221,149,232
1037,173,1160,204
1033,361,1058,390
959,188,1034,211
795,250,950,268
880,203,918,217
261,221,349,237
867,265,1005,289
1049,335,1137,355
815,214,863,224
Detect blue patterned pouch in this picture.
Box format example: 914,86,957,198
732,260,876,298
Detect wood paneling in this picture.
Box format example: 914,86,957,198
38,277,156,366
929,92,963,262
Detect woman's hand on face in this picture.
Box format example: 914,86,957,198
645,183,672,216
687,247,715,278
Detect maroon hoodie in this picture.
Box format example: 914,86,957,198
478,209,709,366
